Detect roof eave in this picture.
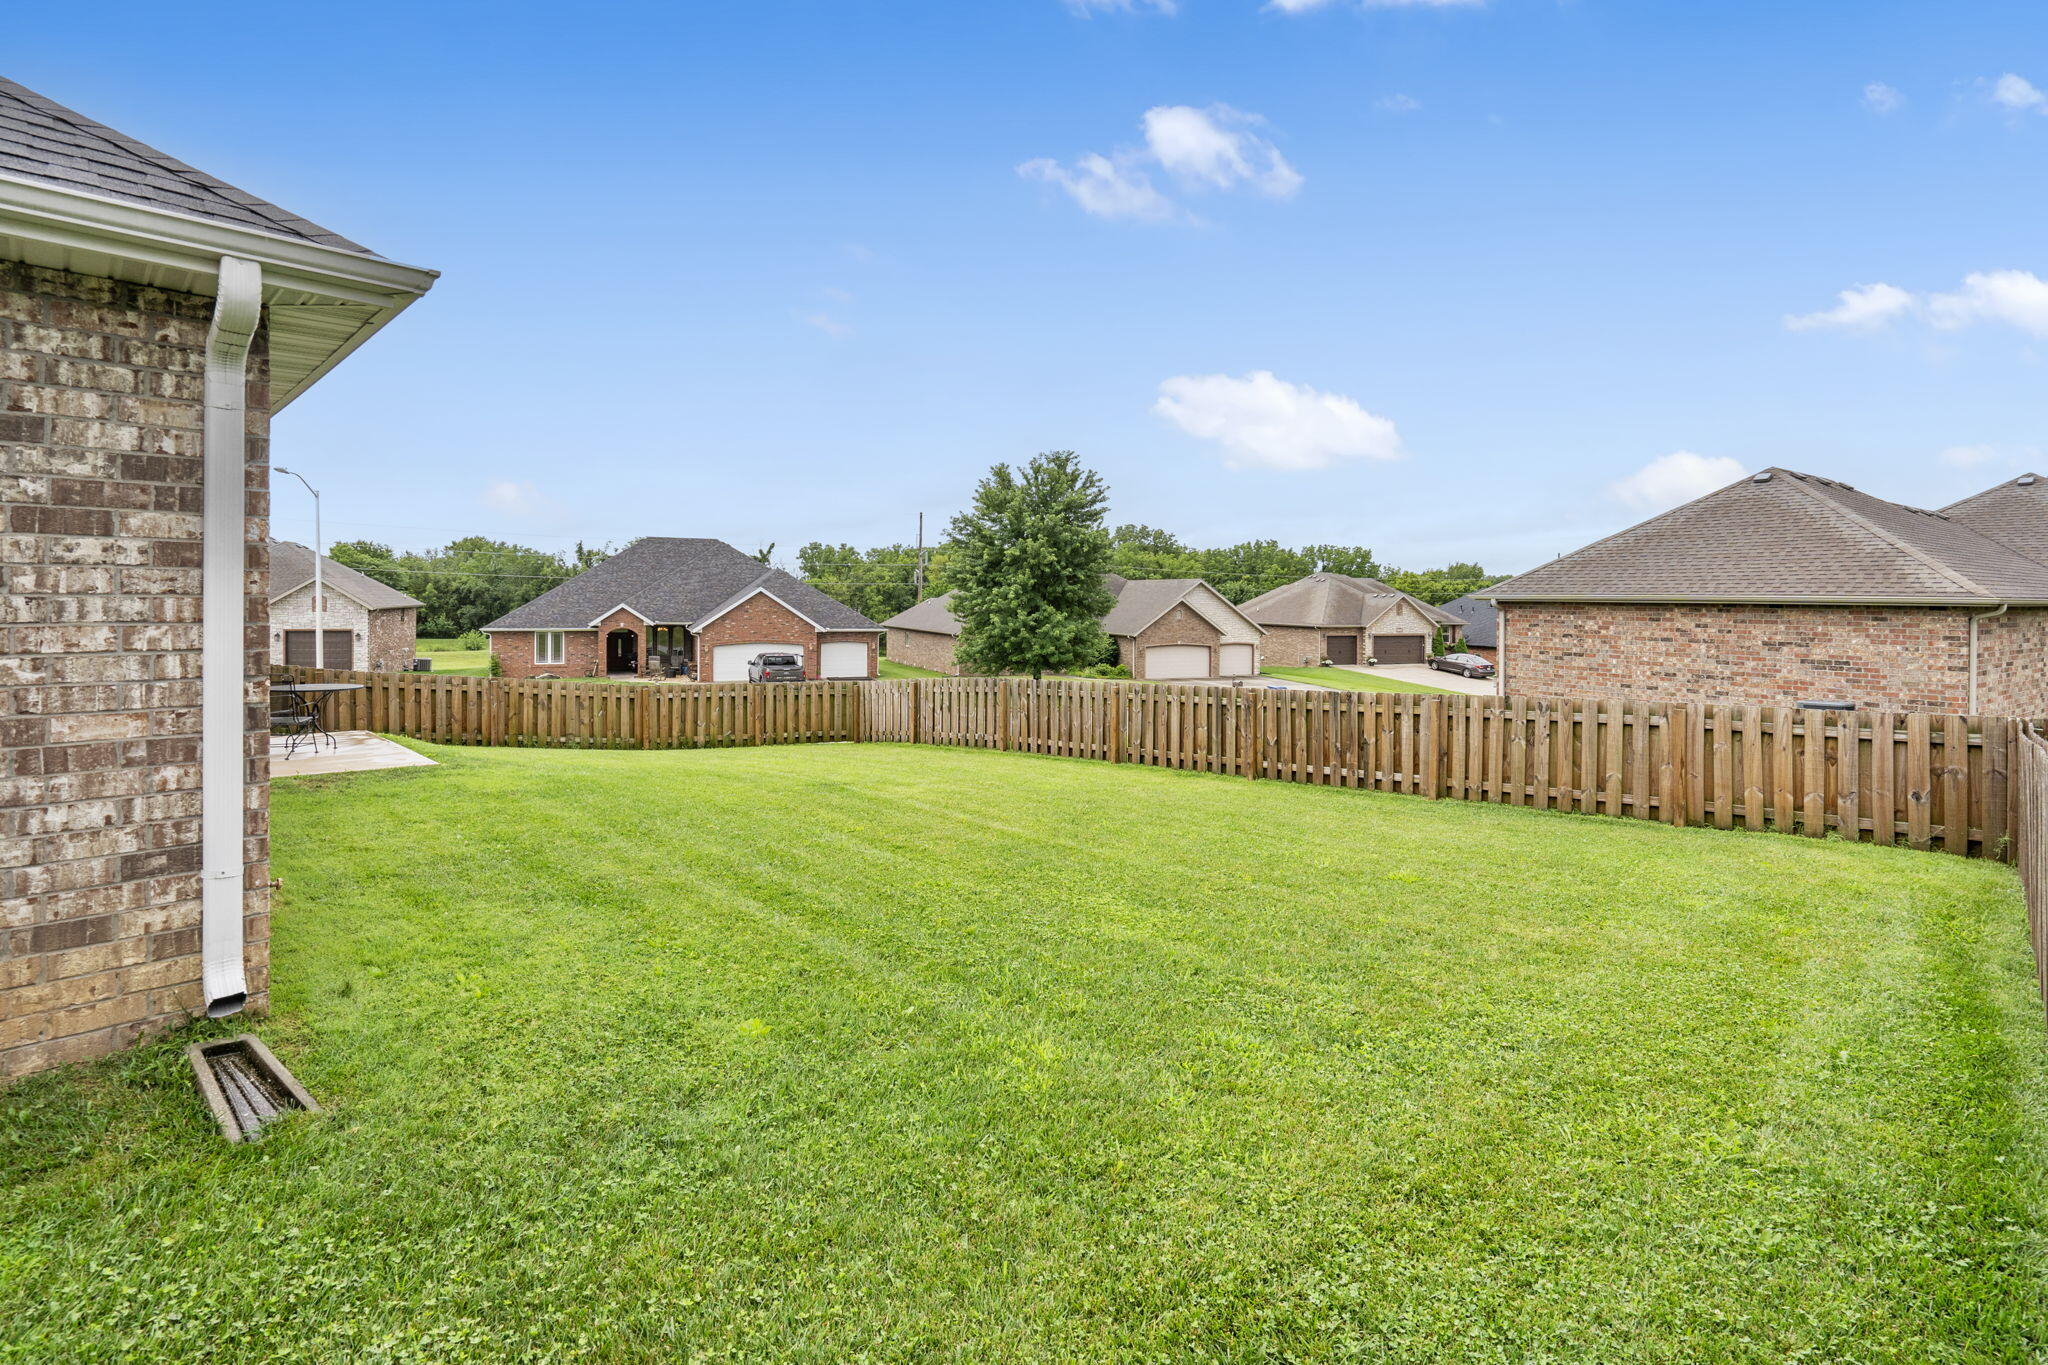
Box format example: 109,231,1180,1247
0,173,437,409
1485,592,2048,607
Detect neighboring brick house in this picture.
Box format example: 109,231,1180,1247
1481,468,2048,714
0,78,435,1077
1236,573,1465,667
267,540,421,672
485,537,882,681
880,576,1265,680
1438,594,1498,662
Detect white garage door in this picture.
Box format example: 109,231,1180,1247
1144,645,1210,680
819,641,868,678
1216,643,1256,677
711,643,804,682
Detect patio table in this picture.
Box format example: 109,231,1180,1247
269,682,363,752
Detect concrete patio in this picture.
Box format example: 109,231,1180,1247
271,731,438,778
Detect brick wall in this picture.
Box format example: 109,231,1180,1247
491,627,600,679
1974,608,2048,716
1118,602,1223,679
1497,601,2015,713
1,263,271,1079
366,606,418,673
886,628,961,675
1259,625,1326,667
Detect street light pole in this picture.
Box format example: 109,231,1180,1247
273,467,322,670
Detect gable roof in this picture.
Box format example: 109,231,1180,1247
267,541,422,610
1484,468,2048,605
0,77,371,253
880,575,1259,640
1438,594,1498,648
0,77,436,410
1941,474,2048,567
1236,573,1461,631
483,538,882,632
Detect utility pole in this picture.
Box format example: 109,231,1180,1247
914,512,926,602
274,467,322,669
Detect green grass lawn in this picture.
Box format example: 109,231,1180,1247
878,658,945,678
415,636,491,676
5,744,2045,1362
1261,663,1456,693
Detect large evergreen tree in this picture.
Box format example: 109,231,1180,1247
948,451,1115,678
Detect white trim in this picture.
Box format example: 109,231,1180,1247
200,255,260,1020
0,174,436,409
695,585,827,632
533,630,567,666
587,602,655,627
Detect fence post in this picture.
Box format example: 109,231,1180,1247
1109,682,1123,764
1420,696,1443,799
998,679,1011,752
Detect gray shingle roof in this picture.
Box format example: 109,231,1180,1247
268,541,421,610
1236,574,1461,631
1438,594,1497,648
484,538,882,632
1484,468,2048,604
1941,474,2048,567
0,77,374,254
881,575,1258,639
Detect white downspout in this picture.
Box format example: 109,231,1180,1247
1968,602,2009,717
202,256,262,1017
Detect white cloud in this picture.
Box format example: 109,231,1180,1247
1939,444,2000,469
1065,0,1176,11
1019,153,1178,222
1926,270,2048,337
1990,72,2047,113
1862,82,1902,114
1610,452,1747,514
1153,370,1406,471
1269,0,1481,9
484,480,545,515
1376,93,1423,113
1021,105,1299,221
799,311,853,339
1141,105,1302,198
1783,282,1916,331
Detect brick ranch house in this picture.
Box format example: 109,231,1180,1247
1236,573,1465,667
882,576,1264,680
485,537,883,681
267,539,421,672
1481,468,2048,715
0,78,435,1078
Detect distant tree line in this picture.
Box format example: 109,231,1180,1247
796,522,1505,622
327,537,611,637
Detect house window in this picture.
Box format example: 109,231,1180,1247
534,631,566,665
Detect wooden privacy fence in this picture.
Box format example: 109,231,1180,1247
280,668,2030,861
2015,727,2048,1021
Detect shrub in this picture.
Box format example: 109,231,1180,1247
457,629,487,650
487,653,503,678
1068,663,1130,679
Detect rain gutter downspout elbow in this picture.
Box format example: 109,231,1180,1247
201,257,262,1017
1968,602,2010,717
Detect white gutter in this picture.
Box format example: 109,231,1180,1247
1968,603,2010,716
201,256,262,1018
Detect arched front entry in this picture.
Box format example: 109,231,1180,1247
605,628,639,675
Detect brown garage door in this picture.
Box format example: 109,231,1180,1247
1371,634,1426,664
283,630,354,670
1323,635,1358,664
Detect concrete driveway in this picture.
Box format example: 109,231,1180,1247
1337,663,1498,696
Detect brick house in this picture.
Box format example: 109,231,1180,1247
1481,468,2048,715
0,78,435,1078
1236,573,1465,667
485,537,882,681
267,539,421,672
881,576,1264,680
1438,594,1497,662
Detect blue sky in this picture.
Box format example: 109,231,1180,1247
22,0,2048,572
